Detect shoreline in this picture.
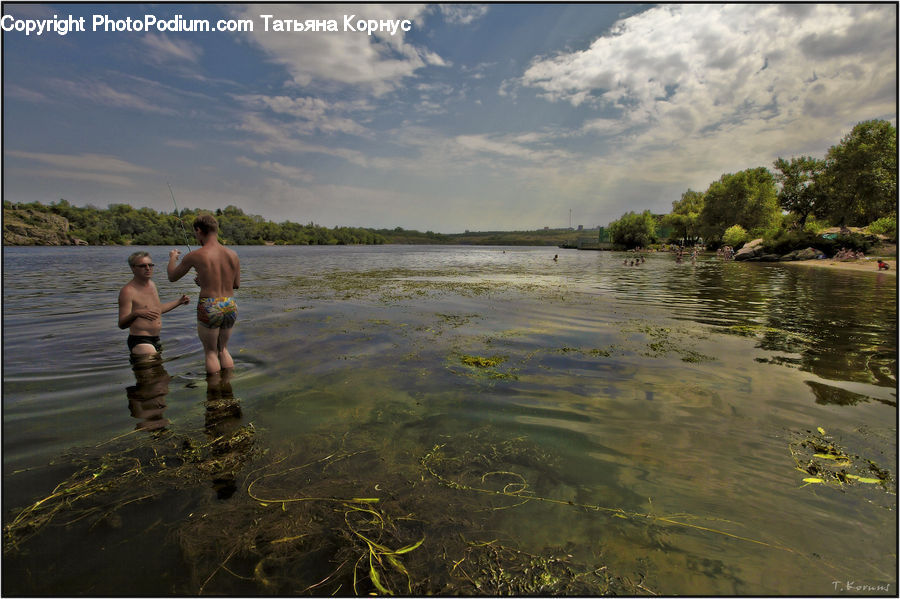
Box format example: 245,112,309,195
781,258,896,275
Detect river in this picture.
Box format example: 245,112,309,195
2,245,896,595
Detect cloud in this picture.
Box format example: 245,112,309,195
8,167,138,187
438,4,489,26
5,151,156,188
511,3,896,218
233,94,373,137
236,156,313,182
520,4,895,134
7,151,156,174
141,34,203,65
229,4,444,95
45,77,178,115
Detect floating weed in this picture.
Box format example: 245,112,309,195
460,354,505,368
788,428,895,496
449,353,518,381
725,324,814,344
620,320,715,363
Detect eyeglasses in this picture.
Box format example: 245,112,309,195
132,263,155,269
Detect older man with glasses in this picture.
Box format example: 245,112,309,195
118,251,189,356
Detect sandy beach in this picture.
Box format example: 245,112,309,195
784,258,896,275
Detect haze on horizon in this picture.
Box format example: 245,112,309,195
2,3,896,233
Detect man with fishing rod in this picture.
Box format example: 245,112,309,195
167,213,241,375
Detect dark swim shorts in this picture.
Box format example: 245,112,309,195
128,334,162,353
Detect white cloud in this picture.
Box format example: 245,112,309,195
438,4,489,26
513,3,896,218
521,4,895,137
141,34,203,65
236,156,313,182
233,94,373,137
230,4,443,95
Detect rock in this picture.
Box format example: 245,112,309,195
759,254,781,262
733,238,765,261
780,247,825,261
3,209,72,245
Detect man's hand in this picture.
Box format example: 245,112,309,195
134,308,161,321
178,294,190,305
169,249,181,261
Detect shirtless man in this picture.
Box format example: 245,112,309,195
118,251,189,355
167,214,241,374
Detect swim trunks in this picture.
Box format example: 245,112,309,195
197,296,238,329
128,334,162,352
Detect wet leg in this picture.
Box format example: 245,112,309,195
217,327,234,370
198,325,222,373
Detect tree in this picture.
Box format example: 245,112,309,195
773,156,826,228
699,167,779,243
819,119,897,226
663,189,704,244
608,210,657,249
722,224,748,247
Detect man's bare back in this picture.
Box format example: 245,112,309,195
180,242,240,298
167,214,241,373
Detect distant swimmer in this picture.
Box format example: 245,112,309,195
118,251,189,357
877,259,890,270
553,254,558,261
168,214,241,374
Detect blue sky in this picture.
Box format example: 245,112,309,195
2,3,896,232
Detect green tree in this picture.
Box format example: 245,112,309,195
663,189,704,244
820,119,897,226
722,224,748,247
773,156,826,228
699,167,779,243
608,210,657,249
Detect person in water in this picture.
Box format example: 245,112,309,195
118,251,189,356
168,214,241,374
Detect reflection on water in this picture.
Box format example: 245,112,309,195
204,369,245,499
126,354,171,430
2,246,896,596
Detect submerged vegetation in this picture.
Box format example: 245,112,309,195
5,423,666,595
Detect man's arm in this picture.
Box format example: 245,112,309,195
161,294,190,314
232,254,241,290
168,249,194,282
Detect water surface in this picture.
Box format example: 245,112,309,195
3,245,896,595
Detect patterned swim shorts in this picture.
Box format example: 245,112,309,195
197,296,238,329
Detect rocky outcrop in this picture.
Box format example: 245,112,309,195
779,247,826,261
732,238,826,262
733,238,765,261
3,209,74,245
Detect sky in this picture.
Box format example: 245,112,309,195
1,3,896,233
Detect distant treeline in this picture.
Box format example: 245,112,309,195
4,201,390,246
2,200,585,246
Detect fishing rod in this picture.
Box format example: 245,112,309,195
167,181,192,252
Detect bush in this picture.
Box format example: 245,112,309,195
867,216,897,242
722,225,748,247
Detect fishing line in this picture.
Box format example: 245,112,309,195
167,181,192,252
